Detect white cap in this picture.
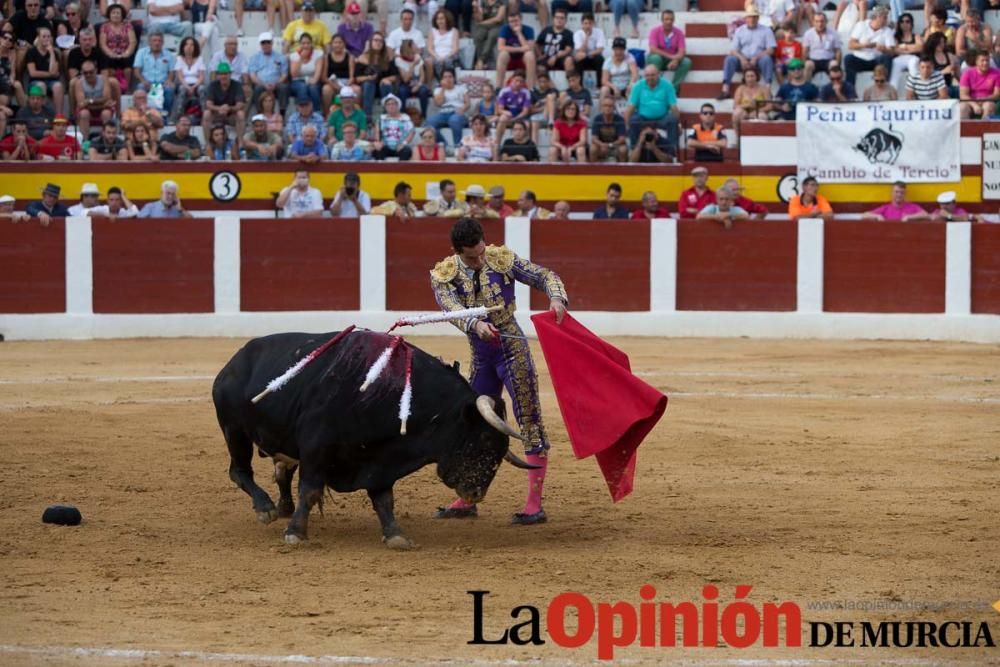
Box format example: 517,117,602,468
80,182,100,195
463,184,487,197
0,194,15,204
937,191,956,204
251,113,267,123
259,31,274,42
382,93,401,106
340,87,357,98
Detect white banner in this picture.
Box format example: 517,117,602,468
796,101,960,183
982,133,1000,199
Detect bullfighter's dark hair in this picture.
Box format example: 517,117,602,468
440,178,455,191
394,181,411,197
451,218,485,251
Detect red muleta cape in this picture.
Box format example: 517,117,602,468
531,312,668,501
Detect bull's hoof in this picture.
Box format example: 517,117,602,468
383,535,415,550
283,532,305,545
433,505,478,519
277,500,295,519
256,508,279,524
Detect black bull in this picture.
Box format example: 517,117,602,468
212,330,533,548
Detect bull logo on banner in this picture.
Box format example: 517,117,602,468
853,124,904,166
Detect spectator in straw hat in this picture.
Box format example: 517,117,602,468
931,191,978,222
68,182,105,216
456,184,500,218
26,183,71,225
0,195,30,222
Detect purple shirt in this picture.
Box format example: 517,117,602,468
337,21,374,57
648,25,686,56
498,86,532,115
959,66,1000,100
870,201,926,220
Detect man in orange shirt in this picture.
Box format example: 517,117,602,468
787,176,833,220
35,115,81,160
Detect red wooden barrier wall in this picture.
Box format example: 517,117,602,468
676,220,798,311
529,220,651,311
0,220,65,313
92,219,214,313
385,217,505,311
824,222,946,313
972,224,1000,315
241,218,360,311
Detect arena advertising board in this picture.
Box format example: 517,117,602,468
796,101,960,183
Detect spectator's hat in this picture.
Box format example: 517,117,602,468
937,191,957,204
691,166,709,175
296,94,312,105
744,7,759,15
251,113,267,123
302,0,316,9
489,185,505,199
382,93,401,106
80,183,100,196
339,87,357,98
0,195,15,204
463,184,487,198
258,31,274,43
53,114,68,125
29,84,45,97
216,62,232,74
787,57,804,70
56,34,76,50
346,1,362,13
612,36,627,49
43,183,61,197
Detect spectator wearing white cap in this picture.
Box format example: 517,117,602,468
373,93,415,161
0,195,30,222
243,113,284,160
326,87,368,142
249,32,289,112
458,184,500,218
68,182,104,217
931,191,978,222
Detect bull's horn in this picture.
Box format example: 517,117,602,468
475,396,524,441
504,449,542,469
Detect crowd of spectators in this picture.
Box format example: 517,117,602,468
3,0,1000,170
722,1,1000,128
0,0,712,164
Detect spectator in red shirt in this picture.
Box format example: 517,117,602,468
549,100,588,163
0,120,36,160
677,165,715,218
631,190,670,220
487,185,515,218
35,114,81,160
722,177,768,218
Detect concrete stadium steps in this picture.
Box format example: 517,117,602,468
677,82,724,98
684,23,728,37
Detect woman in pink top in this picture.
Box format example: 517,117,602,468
959,51,1000,119
862,181,928,222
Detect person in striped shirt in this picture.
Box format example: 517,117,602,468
906,56,949,100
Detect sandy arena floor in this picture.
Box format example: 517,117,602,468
0,335,998,666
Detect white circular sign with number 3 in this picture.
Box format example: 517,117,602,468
209,171,242,202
